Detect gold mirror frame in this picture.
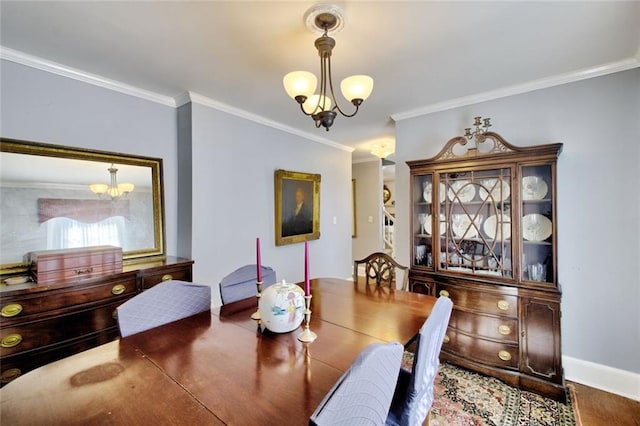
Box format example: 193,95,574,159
0,138,165,274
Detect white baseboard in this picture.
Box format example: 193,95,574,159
563,355,640,401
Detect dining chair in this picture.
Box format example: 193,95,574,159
353,252,409,290
117,280,211,338
386,296,453,426
219,264,277,304
309,341,404,426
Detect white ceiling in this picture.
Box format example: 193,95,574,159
0,153,152,186
1,1,639,161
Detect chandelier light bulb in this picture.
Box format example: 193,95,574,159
303,94,332,114
341,75,374,103
90,184,108,195
370,142,395,159
118,183,135,194
283,71,317,101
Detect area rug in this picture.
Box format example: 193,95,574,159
402,353,580,426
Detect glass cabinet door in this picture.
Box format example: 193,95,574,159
412,173,434,268
437,168,513,278
521,164,555,284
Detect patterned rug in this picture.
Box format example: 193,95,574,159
402,353,580,426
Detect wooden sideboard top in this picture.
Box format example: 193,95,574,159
0,256,193,295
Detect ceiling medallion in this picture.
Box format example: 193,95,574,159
304,4,346,35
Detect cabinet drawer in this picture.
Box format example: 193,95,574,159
140,264,193,290
448,310,518,342
410,280,433,296
0,301,123,357
0,274,137,324
1,329,119,386
436,283,517,316
442,328,519,369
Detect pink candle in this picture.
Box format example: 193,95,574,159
256,238,262,282
304,241,310,296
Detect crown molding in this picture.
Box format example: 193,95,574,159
180,91,354,153
391,57,640,121
0,46,354,153
0,46,177,107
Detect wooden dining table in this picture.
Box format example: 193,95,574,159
0,278,436,425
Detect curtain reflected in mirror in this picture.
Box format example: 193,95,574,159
46,217,126,250
1,138,165,270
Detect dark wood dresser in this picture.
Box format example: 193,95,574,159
0,256,193,385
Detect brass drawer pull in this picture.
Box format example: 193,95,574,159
75,267,94,275
112,310,118,320
443,335,450,344
498,350,512,361
1,303,23,318
497,300,510,311
161,274,173,281
1,333,23,348
439,290,450,298
498,325,511,335
1,368,22,383
111,284,126,295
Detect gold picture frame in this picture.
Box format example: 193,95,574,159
274,169,320,246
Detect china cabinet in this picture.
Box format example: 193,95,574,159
408,129,564,400
0,257,193,385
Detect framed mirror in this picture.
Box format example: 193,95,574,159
0,138,165,273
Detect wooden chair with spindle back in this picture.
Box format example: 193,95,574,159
353,252,409,291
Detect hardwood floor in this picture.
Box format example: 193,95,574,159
570,381,639,426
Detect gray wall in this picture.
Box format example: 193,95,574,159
394,68,640,374
352,160,383,261
186,102,353,305
1,60,354,306
0,59,179,258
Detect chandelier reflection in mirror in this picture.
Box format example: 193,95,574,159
90,164,134,200
283,4,373,131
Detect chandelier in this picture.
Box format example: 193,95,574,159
89,164,134,200
283,5,373,131
370,141,395,159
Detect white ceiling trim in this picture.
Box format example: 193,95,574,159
391,58,640,122
0,46,177,107
180,91,354,153
0,46,353,153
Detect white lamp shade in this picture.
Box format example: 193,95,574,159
90,184,108,194
340,75,374,102
283,71,317,100
302,94,332,114
118,183,135,194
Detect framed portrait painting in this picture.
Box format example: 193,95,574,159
274,169,320,246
